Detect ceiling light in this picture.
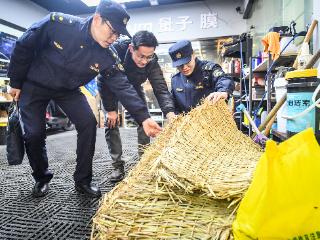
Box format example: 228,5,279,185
81,0,142,7
149,0,158,6
81,0,100,7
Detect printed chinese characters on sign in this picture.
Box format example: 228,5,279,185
127,12,218,33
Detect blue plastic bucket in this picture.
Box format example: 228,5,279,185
286,77,320,142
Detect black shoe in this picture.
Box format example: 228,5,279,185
32,182,49,198
110,168,125,183
75,183,101,198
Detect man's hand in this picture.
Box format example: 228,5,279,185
166,112,176,123
107,111,119,128
206,92,228,104
9,87,21,101
142,118,162,137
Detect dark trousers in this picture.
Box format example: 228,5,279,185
105,124,150,166
19,82,97,185
104,85,150,164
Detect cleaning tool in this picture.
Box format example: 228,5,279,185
236,104,268,146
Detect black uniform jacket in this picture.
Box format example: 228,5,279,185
8,13,150,123
97,39,175,116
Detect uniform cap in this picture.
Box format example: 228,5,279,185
169,40,193,67
96,0,131,37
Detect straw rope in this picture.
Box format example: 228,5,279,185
149,100,262,200
92,178,235,240
91,100,262,239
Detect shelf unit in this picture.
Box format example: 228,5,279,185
0,78,12,128
243,54,297,136
222,34,252,133
222,36,297,137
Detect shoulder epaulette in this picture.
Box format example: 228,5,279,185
50,12,78,25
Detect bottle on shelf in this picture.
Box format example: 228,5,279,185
234,58,241,74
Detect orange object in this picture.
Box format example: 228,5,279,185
261,32,280,60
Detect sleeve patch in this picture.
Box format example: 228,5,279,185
213,69,224,77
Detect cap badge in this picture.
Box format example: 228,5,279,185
176,52,182,59
123,17,128,25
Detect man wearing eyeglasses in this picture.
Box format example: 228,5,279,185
169,40,234,114
97,31,175,183
7,0,161,198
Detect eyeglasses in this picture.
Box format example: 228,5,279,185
104,20,119,38
134,51,155,62
177,60,193,69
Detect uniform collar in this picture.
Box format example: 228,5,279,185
81,16,99,47
186,57,202,80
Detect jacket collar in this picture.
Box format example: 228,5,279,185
81,16,100,47
186,57,202,81
123,48,155,73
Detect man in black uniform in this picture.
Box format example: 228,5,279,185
169,40,234,114
98,31,175,182
8,0,161,198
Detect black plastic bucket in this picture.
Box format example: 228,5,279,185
286,77,320,142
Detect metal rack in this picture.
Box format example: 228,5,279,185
245,53,297,137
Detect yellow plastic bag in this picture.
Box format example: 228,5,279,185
233,128,320,240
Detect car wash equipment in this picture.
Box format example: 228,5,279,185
283,69,320,142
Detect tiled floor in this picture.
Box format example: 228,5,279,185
0,128,138,240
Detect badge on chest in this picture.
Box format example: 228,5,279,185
176,88,184,92
195,83,204,89
53,41,63,50
90,63,100,73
